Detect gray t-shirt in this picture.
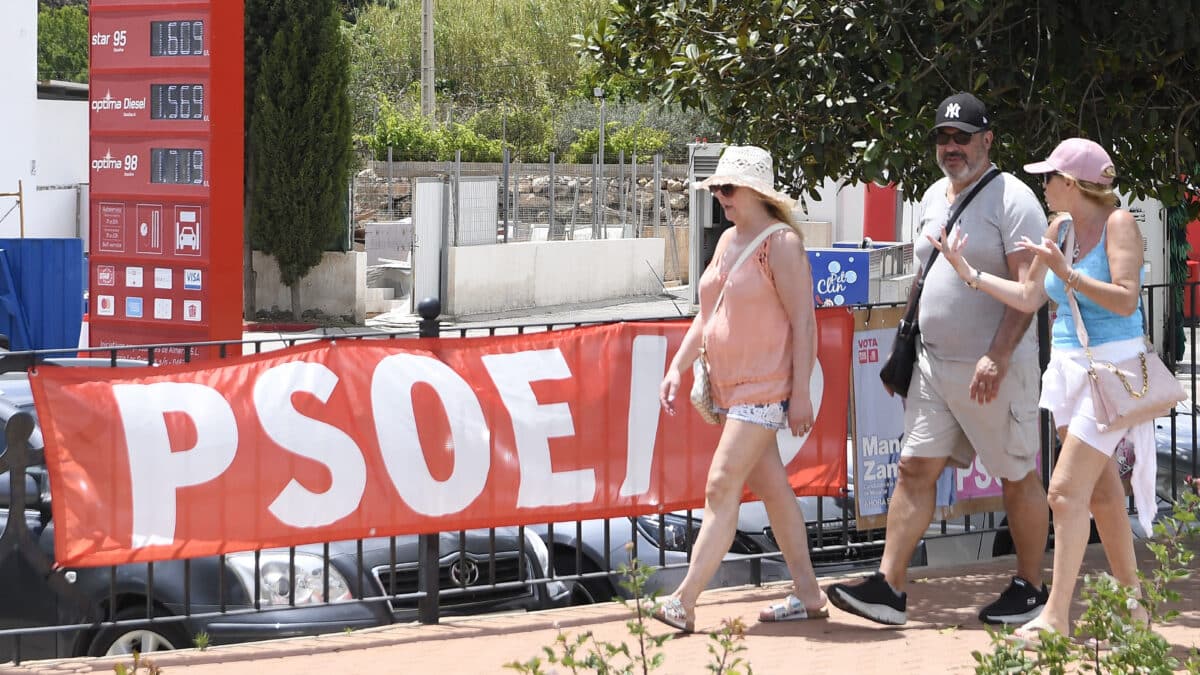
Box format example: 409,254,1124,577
914,168,1045,362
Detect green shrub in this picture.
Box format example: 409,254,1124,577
565,121,670,163
367,98,503,162
973,478,1200,675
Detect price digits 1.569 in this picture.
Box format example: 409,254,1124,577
151,84,204,120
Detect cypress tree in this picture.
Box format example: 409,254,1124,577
247,0,352,319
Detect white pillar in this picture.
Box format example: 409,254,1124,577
0,0,38,237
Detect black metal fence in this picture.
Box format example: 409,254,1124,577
1,292,1197,665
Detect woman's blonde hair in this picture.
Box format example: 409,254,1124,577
1063,166,1120,207
763,199,805,245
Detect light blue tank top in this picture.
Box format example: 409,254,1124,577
1044,224,1144,348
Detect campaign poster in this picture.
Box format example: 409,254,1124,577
851,308,1005,530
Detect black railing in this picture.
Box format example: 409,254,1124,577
2,289,1197,665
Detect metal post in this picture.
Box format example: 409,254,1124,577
652,154,662,238
592,155,600,240
453,150,462,246
631,153,638,237
416,297,441,624
569,173,580,240
594,88,606,239
387,146,394,214
618,150,626,237
502,148,510,243
548,152,557,240
513,158,521,240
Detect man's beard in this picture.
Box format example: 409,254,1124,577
938,152,974,181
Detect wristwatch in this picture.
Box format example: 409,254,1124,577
966,267,981,289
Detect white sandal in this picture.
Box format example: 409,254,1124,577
759,594,830,622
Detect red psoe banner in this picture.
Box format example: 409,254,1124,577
31,313,852,567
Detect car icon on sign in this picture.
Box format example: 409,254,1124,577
177,225,199,251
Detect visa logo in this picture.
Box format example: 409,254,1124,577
184,269,202,290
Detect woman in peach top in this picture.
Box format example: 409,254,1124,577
653,145,826,632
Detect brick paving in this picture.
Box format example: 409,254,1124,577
5,543,1198,675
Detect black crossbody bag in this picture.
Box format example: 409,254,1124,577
879,168,1001,397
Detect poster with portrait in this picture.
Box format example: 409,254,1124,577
851,307,1005,530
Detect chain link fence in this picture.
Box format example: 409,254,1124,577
353,149,692,283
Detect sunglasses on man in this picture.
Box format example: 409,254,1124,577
933,129,975,146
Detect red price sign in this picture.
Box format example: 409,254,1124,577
88,1,242,357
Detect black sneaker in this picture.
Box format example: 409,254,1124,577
827,572,908,625
978,576,1048,625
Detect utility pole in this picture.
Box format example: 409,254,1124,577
421,0,435,122
594,87,605,239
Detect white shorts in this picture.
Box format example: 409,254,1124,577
714,400,789,430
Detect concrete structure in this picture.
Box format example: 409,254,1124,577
35,82,89,240
0,1,38,238
253,251,367,323
444,238,665,317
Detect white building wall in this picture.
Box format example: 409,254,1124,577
34,98,90,239
795,179,867,244
445,239,665,317
0,0,38,238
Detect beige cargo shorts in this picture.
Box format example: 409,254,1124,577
900,341,1040,480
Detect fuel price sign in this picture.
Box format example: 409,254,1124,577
89,0,243,363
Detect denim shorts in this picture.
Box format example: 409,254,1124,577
713,400,789,431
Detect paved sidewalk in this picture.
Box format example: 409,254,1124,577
6,544,1198,675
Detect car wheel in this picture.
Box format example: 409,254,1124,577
87,607,189,657
554,549,616,605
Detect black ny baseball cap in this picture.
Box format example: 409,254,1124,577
933,92,990,133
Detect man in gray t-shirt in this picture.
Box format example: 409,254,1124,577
828,93,1051,628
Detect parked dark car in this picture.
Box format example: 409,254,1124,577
534,447,896,605
0,365,570,662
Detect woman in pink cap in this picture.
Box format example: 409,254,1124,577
653,145,827,632
928,137,1152,644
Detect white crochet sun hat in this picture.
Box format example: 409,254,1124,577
695,145,796,212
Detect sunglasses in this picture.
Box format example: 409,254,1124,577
933,129,975,146
1042,172,1062,187
713,184,738,197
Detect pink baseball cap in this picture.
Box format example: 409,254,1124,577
1023,138,1116,185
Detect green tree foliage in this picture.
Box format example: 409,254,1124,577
467,106,553,162
366,99,502,162
338,0,397,23
38,0,86,9
565,121,671,163
249,0,354,305
37,4,88,82
346,0,607,133
585,0,1200,208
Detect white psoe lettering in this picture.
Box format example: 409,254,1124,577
619,335,667,497
254,362,366,528
482,349,594,508
371,353,491,516
112,382,238,548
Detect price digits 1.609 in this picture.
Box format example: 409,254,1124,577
150,20,204,57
